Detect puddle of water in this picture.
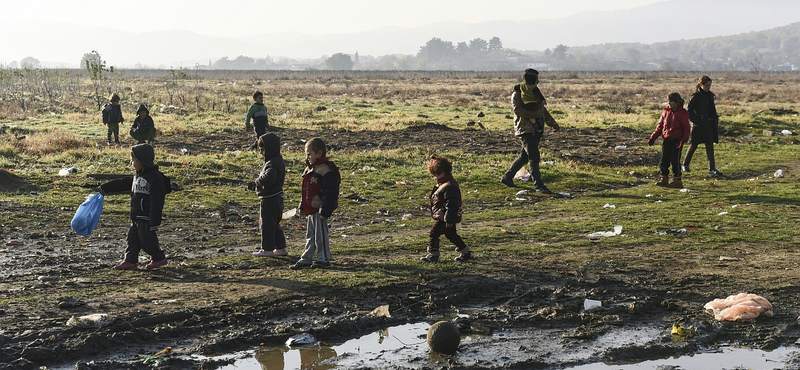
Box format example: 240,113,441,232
207,322,440,370
567,346,797,369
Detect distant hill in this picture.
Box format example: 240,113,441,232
562,22,800,71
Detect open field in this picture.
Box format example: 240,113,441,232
1,70,800,369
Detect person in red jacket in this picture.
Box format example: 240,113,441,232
421,154,472,263
648,92,691,188
291,137,340,270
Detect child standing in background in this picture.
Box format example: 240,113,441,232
648,92,690,188
291,137,340,270
245,91,269,150
252,133,288,258
421,154,472,263
102,93,124,145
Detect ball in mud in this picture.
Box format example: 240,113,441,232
427,321,460,354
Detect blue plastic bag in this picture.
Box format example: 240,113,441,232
71,192,104,235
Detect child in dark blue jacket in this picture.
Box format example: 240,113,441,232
252,133,288,257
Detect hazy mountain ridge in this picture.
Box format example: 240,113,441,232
2,0,799,68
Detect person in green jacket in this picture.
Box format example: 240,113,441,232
245,90,269,149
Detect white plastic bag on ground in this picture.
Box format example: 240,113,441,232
704,293,773,321
514,167,531,181
587,225,623,238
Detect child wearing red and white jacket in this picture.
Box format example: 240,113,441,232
648,92,691,188
291,137,340,270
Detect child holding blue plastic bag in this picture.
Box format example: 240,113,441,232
99,143,171,270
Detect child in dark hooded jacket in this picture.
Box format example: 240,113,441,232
100,143,170,270
252,133,288,257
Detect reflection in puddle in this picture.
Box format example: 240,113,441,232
567,346,797,370
213,322,438,370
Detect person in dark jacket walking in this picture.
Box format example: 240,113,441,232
291,137,340,270
648,93,691,188
245,91,269,150
252,133,288,258
130,104,156,144
683,75,722,176
501,69,561,193
102,93,124,145
421,154,472,263
99,144,170,270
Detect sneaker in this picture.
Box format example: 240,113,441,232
655,177,669,187
535,186,552,194
420,254,440,263
681,165,690,172
107,141,113,146
146,259,169,269
709,169,722,176
311,260,330,269
290,261,312,270
455,251,473,262
501,177,516,187
253,249,287,257
113,261,138,270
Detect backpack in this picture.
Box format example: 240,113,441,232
102,104,112,124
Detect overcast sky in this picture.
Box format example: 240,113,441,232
8,0,664,36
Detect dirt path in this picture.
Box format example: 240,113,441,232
1,124,798,370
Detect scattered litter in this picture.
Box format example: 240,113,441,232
655,228,687,235
66,313,115,328
671,323,695,339
395,180,411,185
704,293,773,321
370,304,391,318
774,169,785,178
58,167,79,176
603,203,616,209
719,256,739,261
360,166,377,172
558,192,571,198
718,211,729,216
646,194,653,197
614,145,627,150
286,332,317,347
679,188,690,193
587,225,623,238
152,299,179,305
181,148,189,155
344,193,368,202
584,299,602,311
781,130,793,135
516,190,529,196
281,208,297,220
6,240,23,246
514,167,531,181
401,213,413,220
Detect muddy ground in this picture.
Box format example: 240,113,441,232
1,124,800,370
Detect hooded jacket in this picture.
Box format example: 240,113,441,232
687,89,719,143
255,133,286,198
429,173,463,224
649,107,690,143
99,144,169,231
131,105,155,136
301,157,340,217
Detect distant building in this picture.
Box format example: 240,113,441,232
525,62,550,71
776,63,796,71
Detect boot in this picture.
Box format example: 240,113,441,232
667,177,683,188
655,176,669,187
420,253,440,263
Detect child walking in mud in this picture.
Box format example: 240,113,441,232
245,91,269,150
291,137,340,270
252,133,288,258
99,143,171,270
421,154,472,263
102,93,124,145
648,92,690,188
